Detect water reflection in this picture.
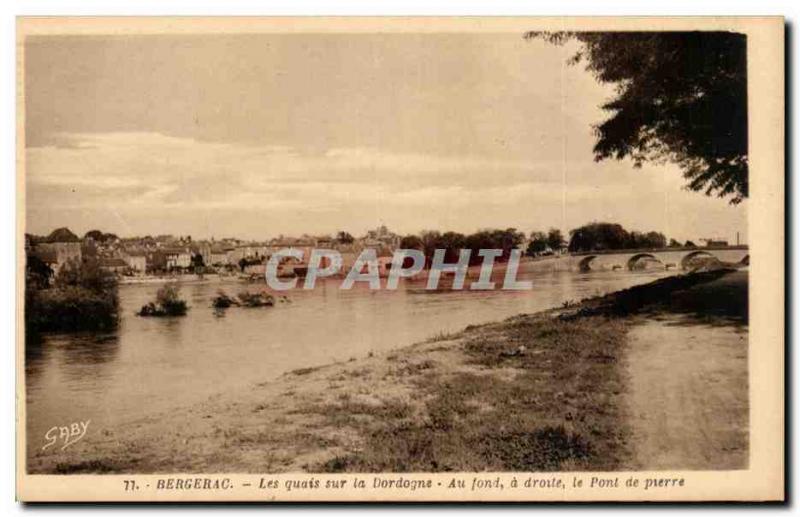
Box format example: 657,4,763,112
60,333,120,366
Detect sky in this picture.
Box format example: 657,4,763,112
24,33,747,244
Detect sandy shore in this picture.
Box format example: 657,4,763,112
27,269,748,474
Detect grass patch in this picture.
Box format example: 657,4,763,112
392,359,437,377
569,269,736,318
309,314,630,472
54,458,132,474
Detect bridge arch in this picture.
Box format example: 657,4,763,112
578,255,597,272
626,253,662,271
681,250,716,270
740,254,749,266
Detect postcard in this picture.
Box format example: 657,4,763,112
16,16,784,502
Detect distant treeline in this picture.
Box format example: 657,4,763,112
395,223,689,263
399,228,525,266
567,222,690,253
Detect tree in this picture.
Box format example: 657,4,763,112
496,228,525,260
668,238,682,248
84,229,105,242
685,240,697,247
191,252,205,277
156,283,187,315
420,230,442,264
644,231,667,249
191,253,205,268
546,228,565,251
336,231,354,244
400,235,424,250
55,256,117,293
529,31,747,204
26,254,53,290
568,222,630,252
438,231,466,262
139,282,187,317
47,227,80,243
399,235,424,268
83,229,119,243
526,231,548,256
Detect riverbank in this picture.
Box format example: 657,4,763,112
27,269,748,474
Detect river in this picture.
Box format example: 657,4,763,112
25,263,685,445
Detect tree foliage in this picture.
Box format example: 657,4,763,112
336,231,355,244
526,231,548,256
401,228,525,266
55,256,118,293
547,228,565,251
26,255,119,334
528,31,748,203
26,254,53,290
47,227,81,243
139,283,188,317
83,229,119,243
191,252,205,268
568,222,668,252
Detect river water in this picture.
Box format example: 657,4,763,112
25,263,684,444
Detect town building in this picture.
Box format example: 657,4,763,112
124,251,148,273
99,257,129,275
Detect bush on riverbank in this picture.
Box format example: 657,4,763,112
26,285,119,333
25,256,119,334
138,283,187,317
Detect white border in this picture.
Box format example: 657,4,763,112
3,1,795,515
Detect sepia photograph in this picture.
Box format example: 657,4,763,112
15,16,784,502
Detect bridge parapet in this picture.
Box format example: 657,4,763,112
571,245,747,257
570,247,748,272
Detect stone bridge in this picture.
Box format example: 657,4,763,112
572,246,749,272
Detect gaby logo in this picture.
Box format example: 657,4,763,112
42,420,90,451
265,248,533,291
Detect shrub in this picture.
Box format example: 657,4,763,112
25,256,119,334
138,283,187,317
26,285,119,332
237,291,275,307
55,256,117,293
212,290,238,308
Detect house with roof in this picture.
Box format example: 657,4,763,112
124,251,148,273
99,257,129,275
209,245,232,266
31,227,83,273
157,247,192,270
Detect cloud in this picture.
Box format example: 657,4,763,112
25,131,746,242
26,131,565,208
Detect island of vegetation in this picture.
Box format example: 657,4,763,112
212,290,275,309
137,283,188,317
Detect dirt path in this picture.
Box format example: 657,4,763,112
625,315,748,470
